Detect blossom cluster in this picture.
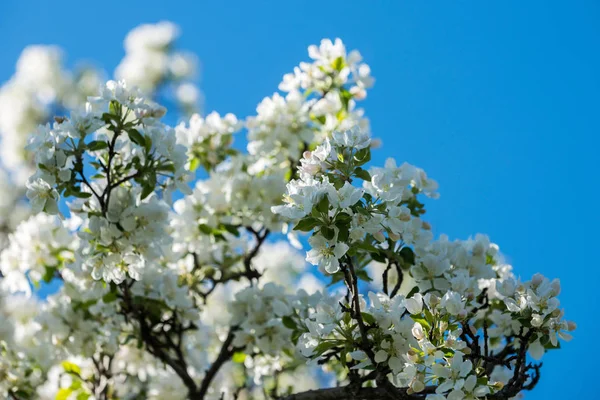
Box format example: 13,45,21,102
0,213,76,296
272,128,437,276
25,80,191,283
0,46,102,177
275,116,574,398
116,21,201,112
247,38,372,169
0,22,203,279
0,32,574,400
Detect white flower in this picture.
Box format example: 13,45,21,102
26,178,60,214
349,350,371,369
305,235,349,273
412,322,425,340
405,293,424,315
528,340,545,361
332,128,371,149
441,291,465,316
329,181,364,209
433,352,473,394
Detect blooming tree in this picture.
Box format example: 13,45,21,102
0,23,574,400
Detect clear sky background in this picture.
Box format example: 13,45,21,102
1,1,598,398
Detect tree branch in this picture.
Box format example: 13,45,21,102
192,328,240,399
279,384,435,400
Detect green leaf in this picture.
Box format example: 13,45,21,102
410,315,431,331
144,135,153,153
540,335,561,350
157,163,176,173
282,316,297,330
316,196,330,213
343,312,351,325
87,140,108,151
328,271,345,287
354,167,371,181
361,312,376,325
332,56,345,71
370,251,386,263
189,158,200,172
141,183,154,200
198,224,213,235
109,100,121,116
354,148,371,166
440,347,456,357
291,330,302,346
335,212,352,223
72,191,92,199
311,114,327,125
232,352,246,363
355,241,379,253
399,247,415,265
102,291,118,303
423,309,434,325
101,112,118,125
340,347,348,367
127,129,146,147
62,361,81,375
321,226,335,240
70,380,82,390
356,269,373,282
223,224,240,237
294,217,320,232
406,286,420,298
42,266,57,283
337,226,350,242
56,388,73,400
313,341,339,357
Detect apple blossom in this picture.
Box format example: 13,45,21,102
0,30,574,400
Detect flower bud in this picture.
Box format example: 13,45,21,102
551,309,561,318
411,378,425,393
373,230,386,243
439,321,448,332
388,232,400,241
531,273,544,287
427,293,440,308
407,349,419,362
412,322,425,340
492,381,505,390
531,314,543,327
370,138,382,149
550,279,561,296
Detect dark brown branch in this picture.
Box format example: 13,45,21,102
243,227,269,281
382,261,392,295
389,261,404,299
192,328,240,399
119,284,198,395
344,258,376,366
279,384,435,400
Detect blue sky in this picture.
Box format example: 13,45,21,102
1,1,598,398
